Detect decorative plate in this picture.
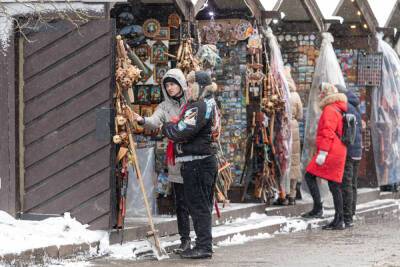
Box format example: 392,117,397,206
304,35,309,41
234,20,253,40
298,34,303,41
168,13,181,29
278,35,284,41
310,34,316,41
143,18,161,38
285,34,291,41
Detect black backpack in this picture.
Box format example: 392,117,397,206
335,109,357,146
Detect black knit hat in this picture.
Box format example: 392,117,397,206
195,71,212,87
163,77,181,88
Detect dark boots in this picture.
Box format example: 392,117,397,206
180,247,212,259
301,201,323,218
173,238,191,254
323,181,345,230
302,172,323,218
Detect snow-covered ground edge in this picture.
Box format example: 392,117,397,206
0,211,108,256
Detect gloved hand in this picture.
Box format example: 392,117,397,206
316,150,328,166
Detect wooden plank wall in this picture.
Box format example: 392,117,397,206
0,31,17,215
22,19,114,229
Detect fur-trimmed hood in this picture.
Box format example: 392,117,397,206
319,93,348,109
186,71,218,101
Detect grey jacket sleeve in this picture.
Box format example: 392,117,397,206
143,103,166,130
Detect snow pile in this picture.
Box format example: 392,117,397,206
0,211,107,256
217,232,272,247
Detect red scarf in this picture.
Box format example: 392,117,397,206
166,104,187,166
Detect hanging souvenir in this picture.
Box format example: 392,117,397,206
304,35,309,41
234,20,253,40
139,63,153,83
168,13,181,29
151,41,169,64
150,85,162,104
155,27,170,40
278,35,284,42
285,34,291,41
298,34,303,41
143,18,161,38
119,25,145,47
135,44,150,62
310,34,316,41
135,85,151,104
154,63,170,84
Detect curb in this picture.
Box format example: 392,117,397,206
0,242,99,266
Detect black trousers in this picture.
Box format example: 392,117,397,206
305,172,322,211
181,156,217,252
172,182,190,243
342,157,360,221
328,181,343,222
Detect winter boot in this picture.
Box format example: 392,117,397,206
295,182,302,200
288,197,296,206
173,239,191,254
301,202,323,218
273,197,288,206
323,213,345,230
180,247,212,259
322,213,338,230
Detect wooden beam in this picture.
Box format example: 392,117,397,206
244,0,262,23
385,0,400,28
300,0,325,32
174,0,190,20
355,0,379,34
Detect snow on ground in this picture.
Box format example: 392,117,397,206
0,211,108,256
217,232,272,247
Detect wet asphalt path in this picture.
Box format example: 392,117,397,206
91,215,400,267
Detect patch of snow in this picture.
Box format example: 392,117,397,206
0,211,107,256
356,199,396,210
217,232,272,247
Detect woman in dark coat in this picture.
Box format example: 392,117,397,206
302,82,348,230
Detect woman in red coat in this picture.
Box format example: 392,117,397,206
302,82,348,230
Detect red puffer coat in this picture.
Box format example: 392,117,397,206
306,101,347,183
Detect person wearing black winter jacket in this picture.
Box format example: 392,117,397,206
336,84,363,228
162,71,220,259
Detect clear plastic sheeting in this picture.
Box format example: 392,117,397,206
301,32,345,198
371,33,400,186
265,27,292,193
126,147,157,217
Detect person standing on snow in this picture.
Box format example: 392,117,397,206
302,83,348,230
285,66,303,205
132,68,191,254
162,70,220,259
335,84,363,228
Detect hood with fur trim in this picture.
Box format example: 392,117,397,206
186,71,218,101
319,92,348,109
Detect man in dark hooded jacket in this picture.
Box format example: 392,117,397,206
162,71,220,259
336,84,362,228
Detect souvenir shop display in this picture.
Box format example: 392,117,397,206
357,52,383,87
278,32,320,105
301,32,345,198
371,33,400,186
215,42,248,184
198,19,253,45
245,26,264,104
261,28,292,201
